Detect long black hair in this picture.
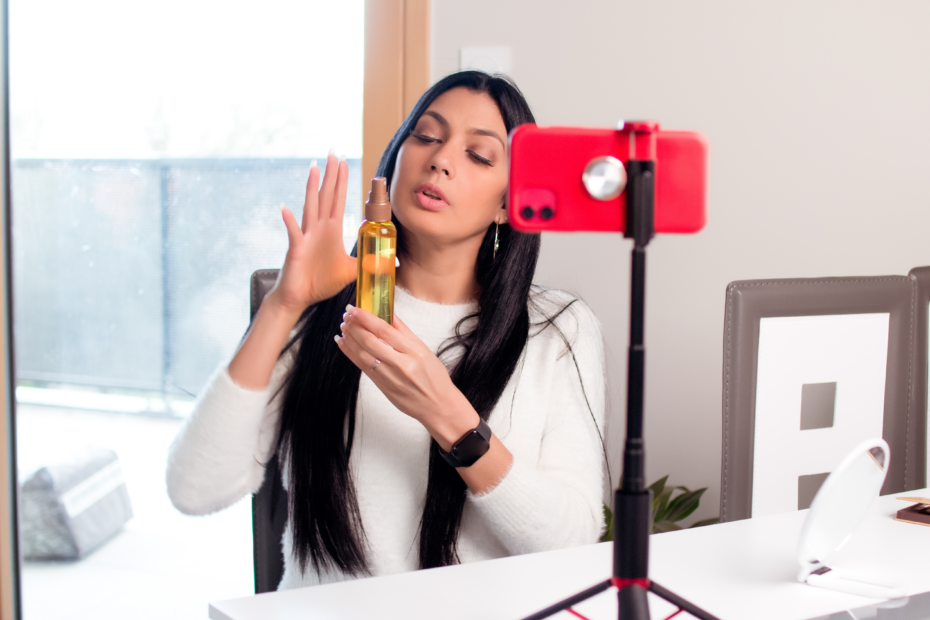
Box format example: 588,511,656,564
277,71,539,576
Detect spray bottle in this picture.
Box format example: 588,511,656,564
356,177,397,324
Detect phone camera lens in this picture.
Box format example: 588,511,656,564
540,207,554,220
521,206,535,219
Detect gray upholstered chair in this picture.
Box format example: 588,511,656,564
249,268,286,593
719,276,925,523
910,266,930,467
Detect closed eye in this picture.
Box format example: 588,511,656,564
413,134,492,166
468,151,493,166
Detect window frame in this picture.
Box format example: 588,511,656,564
362,0,430,191
0,0,19,614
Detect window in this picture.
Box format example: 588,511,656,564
9,1,365,617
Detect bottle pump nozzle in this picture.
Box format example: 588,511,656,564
365,177,392,222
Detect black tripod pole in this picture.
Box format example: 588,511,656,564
613,162,720,620
613,160,655,619
521,146,721,620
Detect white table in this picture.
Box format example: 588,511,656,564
209,489,930,620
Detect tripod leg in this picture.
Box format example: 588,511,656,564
649,581,722,620
520,579,612,620
617,584,650,620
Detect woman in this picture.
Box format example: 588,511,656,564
167,71,608,590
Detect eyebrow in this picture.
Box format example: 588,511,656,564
422,110,505,147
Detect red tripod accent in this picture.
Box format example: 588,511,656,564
562,579,688,620
611,577,651,590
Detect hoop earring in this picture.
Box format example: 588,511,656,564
493,221,500,261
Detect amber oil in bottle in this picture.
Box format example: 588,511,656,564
356,177,397,324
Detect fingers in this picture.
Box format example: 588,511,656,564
305,151,346,224
317,151,339,224
337,321,397,373
392,315,415,338
302,162,320,232
335,324,400,387
334,331,372,375
330,157,349,221
391,315,428,350
344,305,412,353
281,207,303,249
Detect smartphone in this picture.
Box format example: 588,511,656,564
507,124,708,234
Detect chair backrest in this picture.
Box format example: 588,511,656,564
910,266,930,487
249,269,287,593
720,276,924,523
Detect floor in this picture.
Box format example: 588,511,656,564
16,403,255,620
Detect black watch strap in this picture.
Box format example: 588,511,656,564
438,419,492,468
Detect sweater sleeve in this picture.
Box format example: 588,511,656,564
165,344,294,516
467,296,608,555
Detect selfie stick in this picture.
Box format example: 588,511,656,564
521,123,720,620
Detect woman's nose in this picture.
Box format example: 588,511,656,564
428,145,454,178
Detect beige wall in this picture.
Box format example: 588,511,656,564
431,0,930,522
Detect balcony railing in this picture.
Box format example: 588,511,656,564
11,158,362,415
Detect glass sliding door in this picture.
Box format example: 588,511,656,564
9,0,364,617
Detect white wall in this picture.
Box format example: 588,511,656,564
431,0,930,523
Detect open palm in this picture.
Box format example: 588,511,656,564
271,153,358,313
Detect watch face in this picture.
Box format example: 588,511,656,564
451,426,491,467
439,420,492,468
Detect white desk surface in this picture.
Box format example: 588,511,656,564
210,489,930,620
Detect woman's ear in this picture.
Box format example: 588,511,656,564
496,206,509,225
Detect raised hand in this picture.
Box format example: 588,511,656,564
268,152,358,315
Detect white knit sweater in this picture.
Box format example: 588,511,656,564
166,285,607,590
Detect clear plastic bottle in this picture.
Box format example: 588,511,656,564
356,177,397,324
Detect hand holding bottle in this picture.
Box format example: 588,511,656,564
268,152,358,318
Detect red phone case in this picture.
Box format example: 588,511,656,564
507,125,708,234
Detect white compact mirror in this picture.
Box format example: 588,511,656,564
797,438,905,599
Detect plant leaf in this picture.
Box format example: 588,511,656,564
660,486,690,518
642,476,714,532
600,504,614,542
653,487,675,522
653,520,683,534
648,475,668,500
664,488,708,523
663,492,700,523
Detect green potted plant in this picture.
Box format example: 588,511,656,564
601,475,719,541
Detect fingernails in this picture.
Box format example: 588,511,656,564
339,154,347,163
334,334,343,344
310,160,318,169
339,322,346,332
346,304,355,312
328,147,336,158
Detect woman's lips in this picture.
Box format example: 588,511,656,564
414,184,449,211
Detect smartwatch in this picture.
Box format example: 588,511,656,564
438,419,492,468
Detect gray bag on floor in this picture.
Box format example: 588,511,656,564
20,447,133,560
